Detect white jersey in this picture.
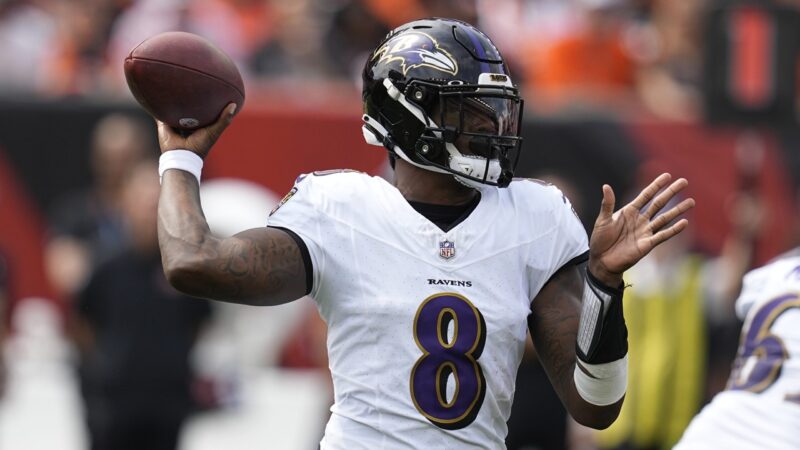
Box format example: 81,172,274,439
675,250,800,450
267,171,588,449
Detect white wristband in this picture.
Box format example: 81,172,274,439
574,354,628,406
159,150,203,185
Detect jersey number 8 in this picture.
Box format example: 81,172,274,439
410,293,487,430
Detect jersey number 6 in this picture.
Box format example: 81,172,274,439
728,292,800,404
410,293,487,430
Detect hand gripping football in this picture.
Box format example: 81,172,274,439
124,31,245,130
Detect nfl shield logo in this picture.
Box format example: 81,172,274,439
439,240,456,260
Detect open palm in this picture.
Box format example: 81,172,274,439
588,173,695,286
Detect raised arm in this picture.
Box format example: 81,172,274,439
530,263,622,428
531,173,695,429
156,105,308,305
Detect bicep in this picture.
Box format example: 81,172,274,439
218,227,310,304
175,227,310,306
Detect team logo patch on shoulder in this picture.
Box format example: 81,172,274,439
373,32,458,76
439,240,456,260
269,187,297,216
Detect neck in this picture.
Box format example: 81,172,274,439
393,159,478,205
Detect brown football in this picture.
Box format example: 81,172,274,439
124,31,245,130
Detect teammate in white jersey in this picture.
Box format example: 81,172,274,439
153,18,694,449
675,249,800,450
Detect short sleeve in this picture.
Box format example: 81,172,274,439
265,174,324,296
549,185,590,272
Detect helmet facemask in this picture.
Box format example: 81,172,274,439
363,76,523,188
414,79,523,188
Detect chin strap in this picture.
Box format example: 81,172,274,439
448,151,502,188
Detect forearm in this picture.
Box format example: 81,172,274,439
530,303,622,429
158,169,259,302
531,265,624,429
158,169,225,297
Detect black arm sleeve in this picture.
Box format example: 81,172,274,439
577,270,628,364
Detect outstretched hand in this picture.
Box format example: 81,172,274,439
156,103,237,158
588,173,695,287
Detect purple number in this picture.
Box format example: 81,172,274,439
410,293,486,429
728,293,800,397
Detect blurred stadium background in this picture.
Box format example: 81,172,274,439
0,0,799,449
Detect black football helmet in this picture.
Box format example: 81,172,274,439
362,18,523,188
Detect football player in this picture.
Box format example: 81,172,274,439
674,248,800,449
154,18,694,448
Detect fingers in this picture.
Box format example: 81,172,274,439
649,197,695,232
156,120,181,152
643,177,689,219
599,184,616,220
649,218,689,248
223,102,238,121
630,173,672,211
205,103,238,142
155,119,185,141
213,103,238,130
156,119,168,136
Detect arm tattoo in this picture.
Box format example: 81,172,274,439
158,170,307,305
529,266,583,398
529,264,624,427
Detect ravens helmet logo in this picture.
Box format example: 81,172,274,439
372,31,458,76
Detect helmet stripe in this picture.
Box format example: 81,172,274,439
462,27,491,73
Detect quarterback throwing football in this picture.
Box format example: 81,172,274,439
155,18,694,449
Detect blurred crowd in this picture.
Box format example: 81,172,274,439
0,0,779,121
1,111,332,449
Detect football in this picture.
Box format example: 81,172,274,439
124,31,245,130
